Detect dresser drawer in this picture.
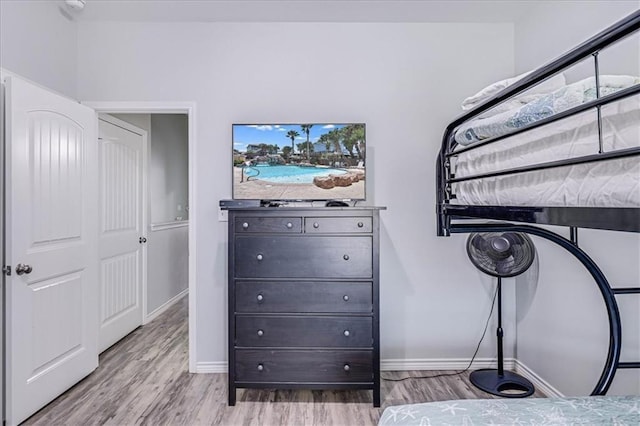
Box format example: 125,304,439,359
305,217,372,233
235,316,372,347
235,216,302,233
234,236,372,278
235,349,373,383
235,281,372,313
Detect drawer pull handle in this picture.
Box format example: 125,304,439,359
343,254,349,261
256,254,264,261
343,364,350,372
286,222,293,229
257,294,264,302
257,329,264,337
257,364,264,372
242,222,249,229
343,330,350,337
313,222,319,229
343,295,349,302
357,222,364,228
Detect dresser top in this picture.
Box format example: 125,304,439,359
222,205,386,212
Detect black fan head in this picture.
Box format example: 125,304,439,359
466,232,535,278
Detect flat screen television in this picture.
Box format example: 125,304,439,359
232,123,366,202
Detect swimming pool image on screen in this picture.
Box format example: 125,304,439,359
232,123,366,201
244,164,348,184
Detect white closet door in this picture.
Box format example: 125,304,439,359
4,75,99,425
98,115,146,352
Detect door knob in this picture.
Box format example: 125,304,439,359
15,264,33,275
139,237,147,244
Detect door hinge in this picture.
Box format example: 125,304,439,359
2,265,11,276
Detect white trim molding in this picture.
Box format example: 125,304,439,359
380,357,516,372
150,220,189,232
514,359,564,397
82,101,196,115
193,357,565,396
380,357,564,397
196,358,517,375
144,288,188,324
196,362,228,374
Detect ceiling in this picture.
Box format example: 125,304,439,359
66,0,540,23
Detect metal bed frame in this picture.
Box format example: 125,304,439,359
435,10,640,395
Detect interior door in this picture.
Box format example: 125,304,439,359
4,75,98,425
98,115,146,352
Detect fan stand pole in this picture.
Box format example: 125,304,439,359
496,277,504,376
469,276,535,398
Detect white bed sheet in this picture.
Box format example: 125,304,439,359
452,95,640,207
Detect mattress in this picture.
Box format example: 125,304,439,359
451,92,640,207
378,396,640,426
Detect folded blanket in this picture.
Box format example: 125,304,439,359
461,71,566,111
455,75,640,146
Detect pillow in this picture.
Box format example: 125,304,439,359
472,93,545,119
462,70,566,111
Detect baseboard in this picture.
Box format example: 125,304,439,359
514,359,564,397
193,357,561,397
144,288,188,324
380,357,515,371
195,358,517,375
196,362,227,373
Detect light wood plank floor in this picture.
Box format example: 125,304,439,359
23,297,544,425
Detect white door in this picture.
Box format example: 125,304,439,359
4,76,98,425
98,115,146,352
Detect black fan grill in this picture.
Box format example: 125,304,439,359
467,232,535,278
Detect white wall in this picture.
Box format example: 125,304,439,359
514,1,640,396
0,1,78,98
149,114,189,223
515,1,640,82
113,114,190,223
77,21,515,365
147,224,189,314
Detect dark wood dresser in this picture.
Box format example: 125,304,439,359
225,206,384,406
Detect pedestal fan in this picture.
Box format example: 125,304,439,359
466,232,536,398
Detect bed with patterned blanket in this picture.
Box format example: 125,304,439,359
454,75,639,146
378,396,640,426
448,75,640,209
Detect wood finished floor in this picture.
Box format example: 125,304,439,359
23,297,545,425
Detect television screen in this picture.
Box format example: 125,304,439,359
232,123,366,201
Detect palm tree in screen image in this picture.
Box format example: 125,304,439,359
328,128,343,167
285,130,300,161
341,124,365,165
319,133,332,154
300,124,313,161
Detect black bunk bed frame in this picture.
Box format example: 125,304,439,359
436,10,640,396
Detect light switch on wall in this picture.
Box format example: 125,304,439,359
218,208,228,222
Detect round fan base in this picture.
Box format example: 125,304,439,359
470,369,535,398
